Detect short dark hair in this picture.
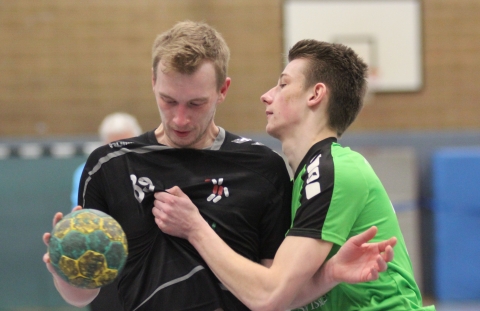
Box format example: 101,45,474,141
288,39,368,136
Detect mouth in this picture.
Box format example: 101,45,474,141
266,111,273,117
173,130,190,137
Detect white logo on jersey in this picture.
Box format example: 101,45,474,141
109,141,133,148
232,137,252,144
130,174,155,203
205,178,229,203
251,142,265,146
295,295,328,310
305,154,321,200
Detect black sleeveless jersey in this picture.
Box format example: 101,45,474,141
78,128,292,311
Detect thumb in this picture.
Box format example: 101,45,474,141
350,226,378,247
166,186,187,198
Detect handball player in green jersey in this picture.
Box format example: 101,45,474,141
155,39,436,310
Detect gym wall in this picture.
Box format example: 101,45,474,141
1,0,480,138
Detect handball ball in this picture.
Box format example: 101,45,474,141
48,209,128,289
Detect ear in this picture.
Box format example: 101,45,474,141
151,67,156,90
307,83,327,108
217,77,232,104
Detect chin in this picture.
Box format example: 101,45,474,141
173,140,195,149
266,126,280,140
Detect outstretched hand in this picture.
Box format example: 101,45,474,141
43,206,83,275
153,186,206,239
327,226,397,283
42,206,100,306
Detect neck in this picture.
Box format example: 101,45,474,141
280,124,337,174
155,123,220,149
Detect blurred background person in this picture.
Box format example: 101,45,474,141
71,112,142,209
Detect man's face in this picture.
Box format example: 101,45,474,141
260,58,310,140
152,61,229,149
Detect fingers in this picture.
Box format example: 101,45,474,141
165,186,187,198
72,205,82,212
383,245,394,263
350,226,378,246
375,236,397,253
52,212,63,227
43,235,56,275
389,237,398,248
152,204,165,219
153,212,163,228
154,186,187,202
152,201,168,229
369,266,379,281
154,191,164,200
43,232,51,246
43,252,58,275
365,254,388,282
376,254,388,272
154,190,173,201
43,252,50,264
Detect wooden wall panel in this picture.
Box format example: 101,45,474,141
353,0,480,132
0,0,479,137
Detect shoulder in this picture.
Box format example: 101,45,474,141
330,143,380,193
220,130,291,180
222,131,281,156
87,131,154,163
295,138,337,179
331,143,372,174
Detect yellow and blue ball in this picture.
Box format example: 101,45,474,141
48,209,128,289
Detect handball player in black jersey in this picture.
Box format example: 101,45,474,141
42,21,292,310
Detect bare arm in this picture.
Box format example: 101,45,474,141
153,187,330,311
289,226,396,308
153,187,395,311
42,208,99,307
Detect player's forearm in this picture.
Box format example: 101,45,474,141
187,220,290,311
288,260,338,309
52,274,99,307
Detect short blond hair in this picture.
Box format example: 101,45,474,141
152,20,230,90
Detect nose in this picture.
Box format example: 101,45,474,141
173,104,190,127
260,87,274,105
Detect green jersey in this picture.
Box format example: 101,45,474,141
289,138,435,311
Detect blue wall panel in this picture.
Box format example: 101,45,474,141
0,157,85,308
432,148,480,301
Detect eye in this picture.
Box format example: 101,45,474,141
189,99,207,107
160,96,176,105
279,83,286,88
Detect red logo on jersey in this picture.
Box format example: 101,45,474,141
205,178,229,203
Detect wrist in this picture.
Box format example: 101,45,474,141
187,217,218,251
187,216,212,246
319,259,340,287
